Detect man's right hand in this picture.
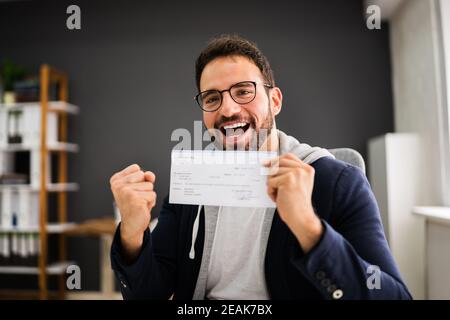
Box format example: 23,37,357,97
110,164,157,262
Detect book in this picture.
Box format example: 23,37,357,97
13,79,58,103
0,173,27,184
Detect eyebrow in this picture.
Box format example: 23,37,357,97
201,90,218,98
232,82,251,88
202,81,253,92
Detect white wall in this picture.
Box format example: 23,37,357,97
389,0,450,299
390,0,446,206
438,0,450,206
369,134,426,299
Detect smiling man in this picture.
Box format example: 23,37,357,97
110,35,412,300
198,54,279,152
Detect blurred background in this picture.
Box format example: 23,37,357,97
0,0,449,299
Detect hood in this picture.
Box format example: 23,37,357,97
277,129,334,165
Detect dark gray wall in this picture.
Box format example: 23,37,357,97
0,0,393,290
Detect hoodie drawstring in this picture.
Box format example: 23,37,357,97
189,205,202,259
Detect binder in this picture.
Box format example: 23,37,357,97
11,233,18,265
18,189,30,227
22,106,59,147
0,152,14,176
30,150,51,188
1,188,12,228
11,189,19,227
19,233,28,265
7,111,15,143
28,233,37,266
0,234,3,265
0,234,10,265
0,109,7,147
29,193,39,228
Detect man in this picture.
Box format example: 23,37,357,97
110,35,412,300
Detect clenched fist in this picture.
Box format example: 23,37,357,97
110,164,157,261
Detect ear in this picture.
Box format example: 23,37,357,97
270,87,283,116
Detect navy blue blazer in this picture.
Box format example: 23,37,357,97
110,156,412,300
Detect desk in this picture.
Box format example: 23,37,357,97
65,218,119,299
64,217,159,299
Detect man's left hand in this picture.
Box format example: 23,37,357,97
265,153,323,253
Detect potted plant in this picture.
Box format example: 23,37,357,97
1,59,25,104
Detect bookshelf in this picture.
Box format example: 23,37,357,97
0,65,79,299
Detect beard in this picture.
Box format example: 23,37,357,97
208,103,274,151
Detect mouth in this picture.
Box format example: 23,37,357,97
217,120,252,147
220,121,251,137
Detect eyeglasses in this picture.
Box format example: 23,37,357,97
194,81,273,112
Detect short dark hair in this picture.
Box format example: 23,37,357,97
195,34,275,91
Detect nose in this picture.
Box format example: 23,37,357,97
220,91,241,117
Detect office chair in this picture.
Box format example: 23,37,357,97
328,148,366,174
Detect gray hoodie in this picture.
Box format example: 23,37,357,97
190,129,334,299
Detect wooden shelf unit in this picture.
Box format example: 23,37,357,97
0,65,79,299
39,65,72,300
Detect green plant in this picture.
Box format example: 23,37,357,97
1,59,26,91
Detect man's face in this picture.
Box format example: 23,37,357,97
200,55,282,150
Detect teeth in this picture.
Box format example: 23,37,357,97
223,122,247,130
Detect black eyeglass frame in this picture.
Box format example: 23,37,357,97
194,81,273,112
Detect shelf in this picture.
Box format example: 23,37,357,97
0,142,79,153
0,222,77,233
0,261,75,275
413,206,450,226
0,101,79,114
0,183,79,192
44,183,79,192
0,289,62,300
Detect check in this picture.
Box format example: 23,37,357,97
169,150,277,208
